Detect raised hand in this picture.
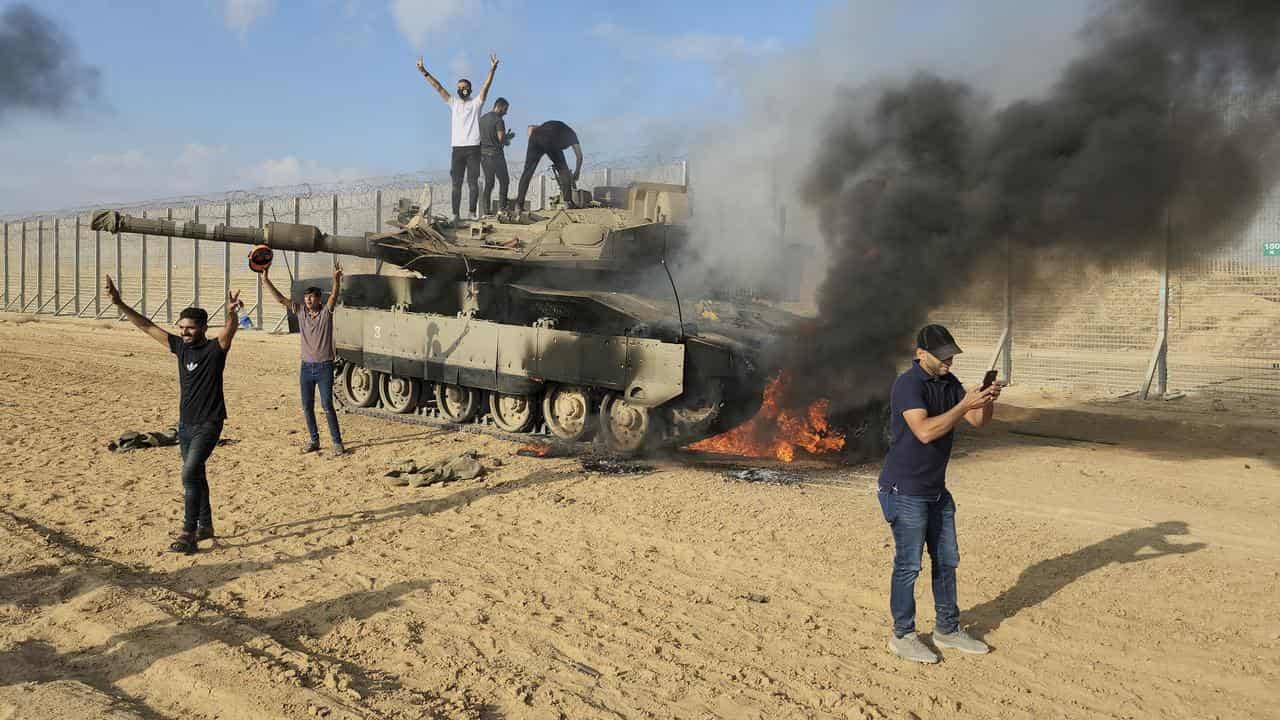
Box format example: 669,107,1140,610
490,53,499,68
227,289,244,315
104,275,122,305
333,260,343,281
416,56,427,74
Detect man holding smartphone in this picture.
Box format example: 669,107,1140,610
878,324,1000,663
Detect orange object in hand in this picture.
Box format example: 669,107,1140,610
248,244,273,273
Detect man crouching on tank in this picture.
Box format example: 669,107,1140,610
104,275,242,554
261,262,347,457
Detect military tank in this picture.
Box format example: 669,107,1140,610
92,183,803,454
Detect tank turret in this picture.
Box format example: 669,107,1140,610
92,182,692,280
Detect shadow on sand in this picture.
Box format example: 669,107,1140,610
964,520,1206,636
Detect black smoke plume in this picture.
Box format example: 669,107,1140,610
0,3,101,122
785,0,1280,415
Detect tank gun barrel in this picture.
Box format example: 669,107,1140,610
90,209,378,259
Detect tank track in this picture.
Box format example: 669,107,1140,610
337,395,598,453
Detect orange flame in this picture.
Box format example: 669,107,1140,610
689,373,845,462
517,443,554,458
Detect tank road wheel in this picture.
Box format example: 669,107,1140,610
488,392,537,433
599,393,666,455
379,375,421,414
542,384,595,442
342,365,379,408
435,383,481,423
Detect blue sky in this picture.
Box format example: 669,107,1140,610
0,0,1095,216
0,0,825,214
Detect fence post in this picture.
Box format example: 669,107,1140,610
94,226,101,317
36,220,43,313
374,190,383,275
53,219,60,314
192,205,200,311
293,197,301,279
19,222,26,311
1003,236,1013,383
680,160,689,187
139,211,147,317
538,176,546,210
256,200,264,329
73,217,80,314
166,209,173,323
223,201,231,320
604,167,613,187
115,221,123,319
2,222,8,309
1140,218,1171,400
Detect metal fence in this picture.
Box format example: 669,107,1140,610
931,221,1280,401
3,156,1278,404
0,156,688,334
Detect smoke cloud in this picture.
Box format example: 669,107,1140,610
779,0,1280,414
0,3,102,122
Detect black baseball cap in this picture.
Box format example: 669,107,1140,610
917,324,962,359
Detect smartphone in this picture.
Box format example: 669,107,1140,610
981,369,998,390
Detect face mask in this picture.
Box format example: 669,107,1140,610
458,87,471,99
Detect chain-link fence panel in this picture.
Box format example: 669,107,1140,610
1009,244,1162,394
1169,200,1280,399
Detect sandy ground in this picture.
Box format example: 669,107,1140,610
1,312,1278,720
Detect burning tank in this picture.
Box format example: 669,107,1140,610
91,183,812,455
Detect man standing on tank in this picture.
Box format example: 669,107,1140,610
416,53,499,224
261,262,346,458
514,120,583,211
478,97,512,215
103,275,243,555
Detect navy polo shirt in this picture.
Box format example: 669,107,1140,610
878,360,965,496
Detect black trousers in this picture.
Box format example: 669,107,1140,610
515,144,574,209
450,145,482,216
480,153,509,215
178,419,223,533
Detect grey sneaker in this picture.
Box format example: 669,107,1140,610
933,628,989,654
331,443,347,458
889,632,939,664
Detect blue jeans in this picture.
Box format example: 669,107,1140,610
300,361,343,446
178,420,223,533
877,487,960,637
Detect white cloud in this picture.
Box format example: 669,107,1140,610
663,33,781,63
390,0,476,48
590,23,779,64
85,149,148,174
245,156,363,187
223,0,274,36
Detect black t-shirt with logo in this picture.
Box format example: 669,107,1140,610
168,334,228,426
530,121,579,152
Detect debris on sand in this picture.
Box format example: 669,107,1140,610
724,468,806,486
107,427,178,452
384,452,487,487
579,457,654,475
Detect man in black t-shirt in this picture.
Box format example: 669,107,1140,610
478,97,512,215
105,275,242,555
514,120,583,211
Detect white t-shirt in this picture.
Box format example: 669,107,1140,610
449,96,484,147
